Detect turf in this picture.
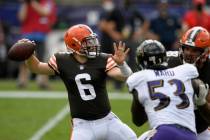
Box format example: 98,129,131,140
0,79,66,91
0,80,149,140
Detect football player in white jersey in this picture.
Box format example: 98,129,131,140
127,40,208,140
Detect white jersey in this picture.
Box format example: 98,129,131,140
127,63,198,133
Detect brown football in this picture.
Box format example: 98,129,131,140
8,41,36,61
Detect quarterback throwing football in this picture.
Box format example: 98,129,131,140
21,24,137,140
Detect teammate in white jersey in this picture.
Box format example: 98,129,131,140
127,40,205,140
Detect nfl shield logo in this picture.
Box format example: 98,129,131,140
80,65,84,70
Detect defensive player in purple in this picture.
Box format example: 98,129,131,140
127,39,208,140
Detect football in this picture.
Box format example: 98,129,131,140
8,41,36,61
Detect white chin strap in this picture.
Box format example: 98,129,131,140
87,52,97,58
75,50,97,59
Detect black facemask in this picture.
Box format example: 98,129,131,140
196,4,203,12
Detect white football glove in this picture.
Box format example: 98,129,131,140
194,82,209,106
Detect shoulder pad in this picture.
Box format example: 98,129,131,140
57,51,72,55
166,51,179,57
55,51,72,57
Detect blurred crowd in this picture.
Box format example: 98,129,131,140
0,0,210,90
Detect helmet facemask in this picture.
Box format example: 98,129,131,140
181,44,209,67
80,34,100,59
136,40,168,70
180,26,210,67
140,53,167,69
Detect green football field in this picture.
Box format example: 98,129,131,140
0,80,149,140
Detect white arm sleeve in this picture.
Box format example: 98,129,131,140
127,72,144,92
118,62,133,77
178,64,199,80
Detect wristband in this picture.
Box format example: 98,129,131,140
118,62,133,77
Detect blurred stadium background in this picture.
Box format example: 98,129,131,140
0,0,210,139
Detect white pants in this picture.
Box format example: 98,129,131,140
71,112,137,140
138,130,157,140
197,127,210,140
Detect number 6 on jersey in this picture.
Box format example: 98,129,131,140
75,73,96,100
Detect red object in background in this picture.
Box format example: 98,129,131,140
21,0,57,34
183,11,210,32
193,0,206,5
